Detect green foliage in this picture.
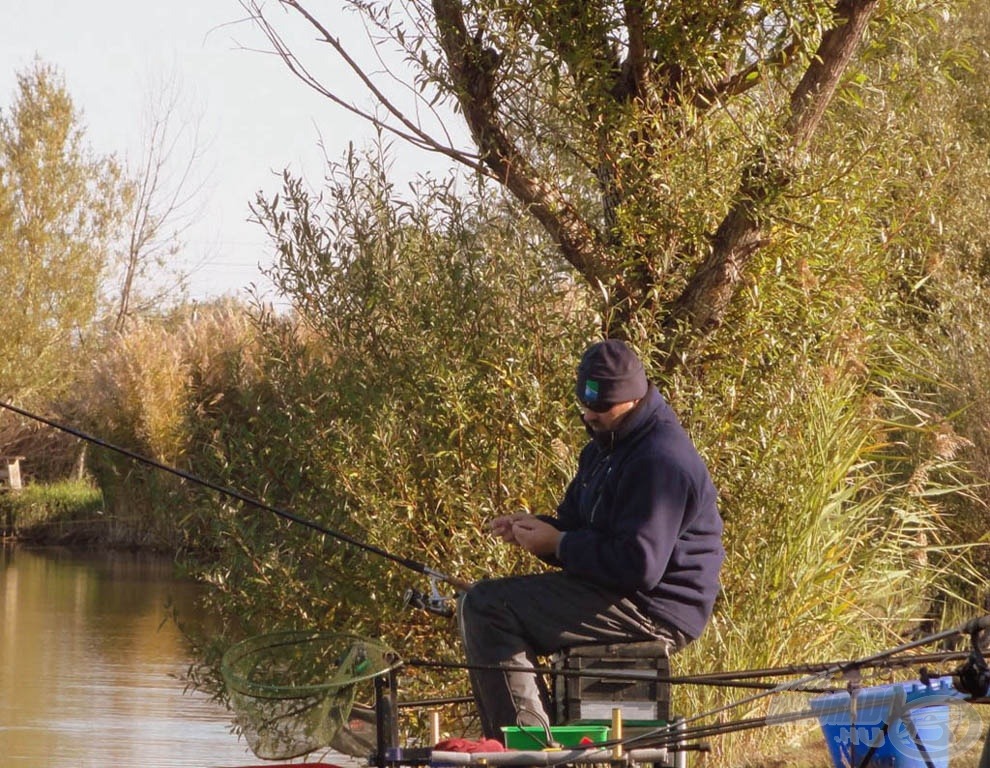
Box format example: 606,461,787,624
324,0,955,351
177,154,597,722
641,157,984,758
883,0,990,589
608,4,990,743
678,374,959,761
1,478,104,542
0,61,129,401
170,131,984,756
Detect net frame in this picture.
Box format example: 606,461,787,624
222,630,400,760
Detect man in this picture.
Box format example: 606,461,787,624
458,339,724,741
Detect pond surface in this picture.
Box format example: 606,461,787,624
0,545,261,767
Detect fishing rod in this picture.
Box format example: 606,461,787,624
620,616,989,751
400,624,990,768
406,647,969,693
0,399,472,600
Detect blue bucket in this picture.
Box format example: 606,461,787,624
809,677,962,768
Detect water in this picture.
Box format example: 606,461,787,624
0,545,260,767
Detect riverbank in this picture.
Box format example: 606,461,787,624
0,478,112,546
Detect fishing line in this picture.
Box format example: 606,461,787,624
0,399,470,591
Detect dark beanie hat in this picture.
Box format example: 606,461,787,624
575,339,648,408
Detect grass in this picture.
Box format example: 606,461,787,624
0,478,106,543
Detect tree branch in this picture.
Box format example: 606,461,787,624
614,0,648,101
661,0,880,363
241,0,486,173
431,0,624,299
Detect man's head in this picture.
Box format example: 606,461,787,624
575,340,648,431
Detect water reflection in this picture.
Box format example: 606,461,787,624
0,545,257,767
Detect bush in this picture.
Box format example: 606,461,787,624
68,299,262,551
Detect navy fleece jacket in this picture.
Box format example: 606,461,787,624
551,385,724,640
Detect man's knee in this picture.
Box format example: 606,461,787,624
460,577,510,620
458,579,499,642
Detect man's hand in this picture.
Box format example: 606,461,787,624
488,512,533,544
511,517,563,558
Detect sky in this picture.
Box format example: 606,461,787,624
1,0,465,304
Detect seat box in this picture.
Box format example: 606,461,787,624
552,641,671,725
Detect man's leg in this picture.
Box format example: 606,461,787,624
458,571,675,740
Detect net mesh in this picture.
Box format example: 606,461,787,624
222,630,400,760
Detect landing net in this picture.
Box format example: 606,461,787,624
222,630,400,760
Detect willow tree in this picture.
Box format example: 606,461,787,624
238,0,941,365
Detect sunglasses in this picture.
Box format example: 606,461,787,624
578,398,615,414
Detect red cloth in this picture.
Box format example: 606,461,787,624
434,737,507,753
230,764,343,767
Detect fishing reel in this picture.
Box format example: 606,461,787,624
403,575,456,618
953,615,990,698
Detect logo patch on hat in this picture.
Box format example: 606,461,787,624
583,379,600,403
